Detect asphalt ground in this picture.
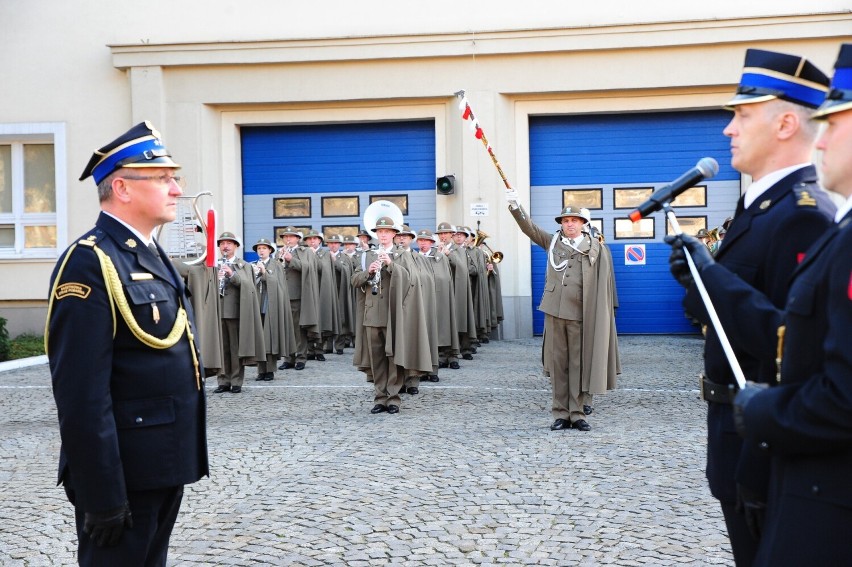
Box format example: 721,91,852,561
0,335,733,566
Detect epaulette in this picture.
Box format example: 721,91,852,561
77,233,99,247
793,181,820,208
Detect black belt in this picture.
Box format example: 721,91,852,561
700,376,738,404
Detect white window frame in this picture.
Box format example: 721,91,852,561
0,122,67,260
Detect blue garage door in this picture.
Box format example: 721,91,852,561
241,120,436,260
529,110,740,334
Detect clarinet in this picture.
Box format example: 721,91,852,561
218,257,233,296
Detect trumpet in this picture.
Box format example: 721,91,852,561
472,229,503,264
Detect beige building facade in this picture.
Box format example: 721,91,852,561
1,1,850,338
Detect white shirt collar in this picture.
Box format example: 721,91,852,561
102,211,155,247
835,194,852,223
743,163,809,209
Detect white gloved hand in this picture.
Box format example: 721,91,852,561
505,189,520,207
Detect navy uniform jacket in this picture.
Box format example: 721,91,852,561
682,166,835,502
725,210,852,565
701,211,852,565
47,212,209,513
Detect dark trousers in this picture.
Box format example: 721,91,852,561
71,485,184,567
721,500,759,567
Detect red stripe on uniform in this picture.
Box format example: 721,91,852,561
797,252,806,264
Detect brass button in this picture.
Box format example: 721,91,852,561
135,417,143,424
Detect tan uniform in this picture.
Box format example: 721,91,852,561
510,205,620,423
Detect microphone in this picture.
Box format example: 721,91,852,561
629,158,719,221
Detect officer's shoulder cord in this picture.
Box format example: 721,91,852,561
46,242,201,388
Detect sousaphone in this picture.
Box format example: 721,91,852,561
362,200,404,237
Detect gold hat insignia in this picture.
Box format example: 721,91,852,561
125,239,137,248
759,199,772,210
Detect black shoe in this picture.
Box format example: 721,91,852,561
263,373,274,381
336,349,344,355
550,418,570,431
438,361,449,369
407,387,419,395
481,337,490,344
294,362,305,370
370,404,387,414
583,405,594,415
324,349,333,354
306,354,316,361
571,419,591,431
213,385,230,394
255,374,266,381
462,353,473,360
449,362,460,369
428,374,439,382
386,405,399,414
315,354,326,362
230,386,242,394
470,347,478,354
279,362,292,370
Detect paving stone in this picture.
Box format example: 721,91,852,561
0,336,732,566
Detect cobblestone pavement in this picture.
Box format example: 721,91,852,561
0,335,733,566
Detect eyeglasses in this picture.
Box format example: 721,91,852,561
121,174,186,188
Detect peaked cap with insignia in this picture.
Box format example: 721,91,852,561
725,48,830,110
813,43,852,119
80,121,180,184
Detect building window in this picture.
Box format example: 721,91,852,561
369,194,408,215
273,197,311,218
614,218,655,239
667,216,707,237
613,187,653,209
0,123,66,259
321,196,359,218
670,186,707,208
562,188,603,210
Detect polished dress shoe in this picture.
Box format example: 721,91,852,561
462,353,473,360
550,418,570,431
370,404,387,414
407,387,419,395
279,362,292,370
263,372,274,381
571,419,591,431
255,374,266,381
449,361,460,369
481,337,490,344
428,374,439,382
294,362,305,371
438,361,449,369
230,386,242,394
386,405,399,414
336,349,344,355
583,405,594,415
213,385,230,394
470,347,478,354
315,354,326,362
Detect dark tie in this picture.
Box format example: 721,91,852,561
148,242,163,261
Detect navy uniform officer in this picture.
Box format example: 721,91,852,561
46,122,208,566
665,49,834,566
708,44,852,566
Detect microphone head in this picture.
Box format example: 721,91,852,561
696,157,719,179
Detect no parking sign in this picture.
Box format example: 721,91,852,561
624,244,646,266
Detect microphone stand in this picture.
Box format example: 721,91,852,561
663,202,746,390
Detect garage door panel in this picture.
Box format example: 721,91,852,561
529,110,737,334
